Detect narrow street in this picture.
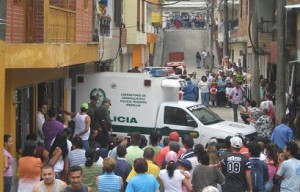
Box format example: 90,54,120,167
185,63,243,123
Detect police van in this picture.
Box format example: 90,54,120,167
75,72,256,146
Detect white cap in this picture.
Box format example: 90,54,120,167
230,136,243,148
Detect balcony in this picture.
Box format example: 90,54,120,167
44,4,76,43
99,16,111,37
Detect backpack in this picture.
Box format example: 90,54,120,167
250,159,267,192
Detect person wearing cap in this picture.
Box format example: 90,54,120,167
154,131,185,168
158,155,192,192
42,107,65,150
177,159,193,192
192,151,225,192
61,103,91,151
94,98,112,148
220,136,252,192
235,133,251,159
97,0,110,19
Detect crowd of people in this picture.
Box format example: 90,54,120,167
3,64,300,192
4,124,300,192
165,14,206,30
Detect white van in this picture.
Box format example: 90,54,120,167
75,72,256,146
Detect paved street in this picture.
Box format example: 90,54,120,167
185,63,244,123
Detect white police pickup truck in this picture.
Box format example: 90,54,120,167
75,72,256,146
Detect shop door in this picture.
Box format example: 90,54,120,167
15,87,34,151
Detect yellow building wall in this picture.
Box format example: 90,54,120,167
4,68,66,155
0,40,5,192
5,43,98,68
133,45,142,67
124,0,138,44
147,0,159,3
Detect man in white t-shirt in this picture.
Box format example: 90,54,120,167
276,141,300,192
37,103,48,146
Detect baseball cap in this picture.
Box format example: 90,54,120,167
165,151,178,163
177,159,192,170
99,0,108,6
169,131,179,142
230,136,243,148
81,103,89,110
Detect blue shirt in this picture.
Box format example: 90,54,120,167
277,158,300,192
125,173,159,192
217,79,227,92
271,124,294,150
183,81,198,101
98,172,122,192
114,158,132,188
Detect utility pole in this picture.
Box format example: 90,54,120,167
250,0,260,103
209,0,215,71
223,0,229,57
276,0,286,124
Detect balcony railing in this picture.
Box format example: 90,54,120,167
45,5,76,43
99,16,111,37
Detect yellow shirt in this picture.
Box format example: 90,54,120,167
126,160,160,182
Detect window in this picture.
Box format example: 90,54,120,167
187,105,224,125
114,0,123,27
164,107,196,127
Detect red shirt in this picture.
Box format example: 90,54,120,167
154,146,184,168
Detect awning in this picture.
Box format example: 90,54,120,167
285,4,300,10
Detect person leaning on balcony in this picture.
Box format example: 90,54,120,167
97,0,110,19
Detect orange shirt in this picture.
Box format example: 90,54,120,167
18,156,42,179
240,146,250,159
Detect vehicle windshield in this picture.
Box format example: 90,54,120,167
187,104,224,125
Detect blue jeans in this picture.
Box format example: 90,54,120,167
265,180,273,192
232,103,239,122
201,92,209,107
196,59,201,68
4,176,12,192
82,140,89,151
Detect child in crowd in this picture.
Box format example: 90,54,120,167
177,159,192,192
225,82,233,107
210,82,218,107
